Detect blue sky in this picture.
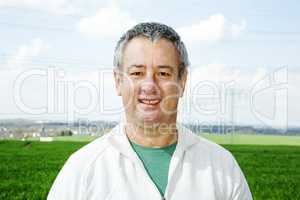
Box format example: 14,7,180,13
0,0,299,128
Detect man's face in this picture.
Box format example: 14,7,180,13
114,37,187,127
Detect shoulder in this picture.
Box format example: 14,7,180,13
181,128,253,199
197,135,234,161
180,126,233,158
47,127,118,200
180,126,237,169
66,132,113,168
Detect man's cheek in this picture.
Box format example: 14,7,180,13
122,89,137,107
160,93,179,114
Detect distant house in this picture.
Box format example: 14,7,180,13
40,125,47,137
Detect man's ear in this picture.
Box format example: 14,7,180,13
179,69,188,97
113,68,122,96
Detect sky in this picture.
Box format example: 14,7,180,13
0,0,299,128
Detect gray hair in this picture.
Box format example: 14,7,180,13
113,22,190,79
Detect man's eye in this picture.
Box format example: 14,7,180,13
158,72,171,77
130,72,143,76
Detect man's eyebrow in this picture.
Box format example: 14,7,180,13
127,65,145,71
129,64,145,69
157,65,174,71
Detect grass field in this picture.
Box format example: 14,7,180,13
0,138,300,199
27,133,300,146
201,133,300,146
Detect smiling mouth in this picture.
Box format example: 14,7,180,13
138,99,161,105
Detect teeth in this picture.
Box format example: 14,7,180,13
141,99,160,105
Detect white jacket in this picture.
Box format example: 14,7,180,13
47,123,252,200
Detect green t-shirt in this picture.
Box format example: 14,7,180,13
129,140,177,197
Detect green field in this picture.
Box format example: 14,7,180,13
201,133,300,146
27,133,300,146
0,139,300,199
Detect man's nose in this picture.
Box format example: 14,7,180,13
140,76,160,95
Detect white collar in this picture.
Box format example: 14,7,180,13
107,121,200,163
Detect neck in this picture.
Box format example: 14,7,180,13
125,122,178,148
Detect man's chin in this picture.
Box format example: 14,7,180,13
136,115,161,127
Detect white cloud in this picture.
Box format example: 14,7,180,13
77,11,246,42
0,0,77,15
177,14,246,42
76,3,136,40
2,38,49,70
231,19,246,39
189,63,241,83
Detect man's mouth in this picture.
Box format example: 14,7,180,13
140,99,160,105
138,99,161,105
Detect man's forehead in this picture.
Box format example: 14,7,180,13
122,37,180,65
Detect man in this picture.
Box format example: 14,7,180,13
48,22,252,200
